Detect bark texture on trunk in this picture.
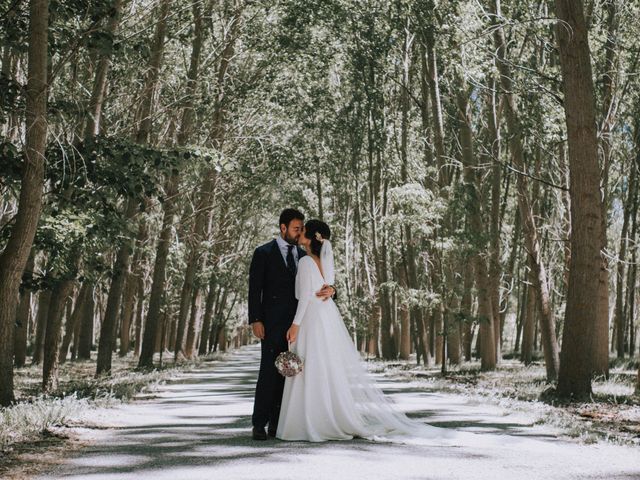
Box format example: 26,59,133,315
457,88,496,371
140,0,205,367
14,251,36,368
174,5,242,361
490,0,559,381
0,0,49,406
555,0,603,398
98,0,170,374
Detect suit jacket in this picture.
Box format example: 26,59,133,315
248,239,307,330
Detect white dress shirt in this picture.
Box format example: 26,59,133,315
276,235,299,268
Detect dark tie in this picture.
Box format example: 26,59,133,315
286,244,296,276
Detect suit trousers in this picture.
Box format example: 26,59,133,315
252,329,289,429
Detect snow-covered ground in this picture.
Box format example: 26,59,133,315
36,344,640,480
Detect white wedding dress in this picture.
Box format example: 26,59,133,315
276,250,454,444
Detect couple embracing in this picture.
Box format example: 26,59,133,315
248,208,451,443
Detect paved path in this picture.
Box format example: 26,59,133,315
38,344,640,480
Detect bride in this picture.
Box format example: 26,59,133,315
276,219,453,443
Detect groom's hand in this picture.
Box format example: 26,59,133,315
316,284,335,302
251,321,265,340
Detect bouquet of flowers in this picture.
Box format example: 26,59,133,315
275,351,304,377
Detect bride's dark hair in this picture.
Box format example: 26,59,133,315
303,219,331,257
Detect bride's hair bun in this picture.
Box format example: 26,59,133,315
304,219,331,256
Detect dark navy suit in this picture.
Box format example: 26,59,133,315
248,239,306,430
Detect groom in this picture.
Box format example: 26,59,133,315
248,208,335,440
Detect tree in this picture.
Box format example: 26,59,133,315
457,86,496,371
555,0,603,398
0,0,49,406
173,3,244,362
96,0,170,375
14,251,35,367
489,0,560,382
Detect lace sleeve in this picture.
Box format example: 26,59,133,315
292,258,313,326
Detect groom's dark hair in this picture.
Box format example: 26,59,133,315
279,208,305,227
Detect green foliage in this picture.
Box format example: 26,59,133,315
2,0,639,365
0,73,23,122
386,183,446,237
46,137,190,197
0,140,22,183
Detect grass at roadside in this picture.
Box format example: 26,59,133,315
1,350,227,455
365,355,640,445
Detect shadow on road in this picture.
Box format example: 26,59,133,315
38,345,640,480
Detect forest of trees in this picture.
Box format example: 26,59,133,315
1,0,639,407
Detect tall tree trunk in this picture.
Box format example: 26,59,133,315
486,80,502,364
490,0,559,381
98,0,170,375
119,272,135,357
199,280,219,355
399,302,411,360
593,0,619,376
457,88,496,371
521,270,537,364
60,283,90,363
373,165,394,359
96,199,137,375
14,251,36,368
140,0,205,367
133,274,145,356
217,327,227,352
420,25,451,365
316,156,324,219
173,2,205,362
71,304,82,360
77,284,95,360
421,25,449,186
461,261,474,361
184,288,202,358
32,289,52,365
555,0,603,398
414,42,431,366
2,6,20,142
398,24,413,362
72,1,124,366
502,208,520,341
13,296,30,366
0,0,49,406
84,0,123,141
174,5,242,361
367,303,381,357
614,157,636,357
432,299,443,365
625,149,639,357
210,288,230,352
139,175,177,367
521,131,543,364
42,272,76,392
447,289,461,365
120,216,148,357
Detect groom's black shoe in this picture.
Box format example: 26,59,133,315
252,426,267,441
267,426,277,438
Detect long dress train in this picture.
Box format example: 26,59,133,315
276,255,458,444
